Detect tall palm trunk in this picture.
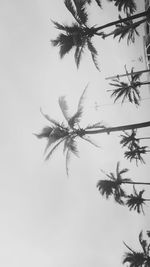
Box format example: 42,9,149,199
84,121,150,135
93,8,150,33
123,181,150,185
98,18,147,38
105,69,150,80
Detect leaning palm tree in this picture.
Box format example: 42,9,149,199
51,0,150,69
123,231,150,266
107,0,136,15
36,88,150,174
125,186,150,214
97,162,150,204
108,67,150,105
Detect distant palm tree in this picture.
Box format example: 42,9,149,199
124,145,150,165
126,186,150,214
107,0,136,14
51,0,150,69
123,231,150,266
120,130,150,149
108,67,150,105
97,162,150,204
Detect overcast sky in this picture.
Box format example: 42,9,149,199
0,1,150,266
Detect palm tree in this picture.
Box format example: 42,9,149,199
105,68,150,81
51,0,150,69
36,88,150,173
120,130,150,149
107,0,137,15
123,231,150,266
97,162,150,204
124,145,150,165
35,86,103,175
125,186,150,214
108,67,150,105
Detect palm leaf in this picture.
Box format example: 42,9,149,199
59,96,70,123
87,39,100,71
40,108,63,128
73,0,88,25
45,137,66,161
34,126,53,139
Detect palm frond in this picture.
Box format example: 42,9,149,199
81,135,100,147
40,108,63,128
59,96,70,123
87,39,100,71
34,126,53,139
68,85,88,128
73,0,88,25
74,38,86,68
51,33,74,58
45,137,66,161
63,136,79,175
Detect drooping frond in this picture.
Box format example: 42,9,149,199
34,126,53,139
81,135,100,148
87,39,100,71
64,0,88,25
63,136,79,175
68,85,88,128
74,37,86,67
51,33,74,58
45,137,67,161
59,96,70,123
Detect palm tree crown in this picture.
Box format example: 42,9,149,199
51,0,100,70
125,186,150,214
123,231,150,266
35,87,104,175
108,67,145,105
97,162,131,204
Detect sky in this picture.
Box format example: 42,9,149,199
0,0,150,266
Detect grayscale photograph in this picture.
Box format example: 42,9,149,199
0,0,150,266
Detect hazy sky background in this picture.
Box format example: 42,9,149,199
0,1,150,266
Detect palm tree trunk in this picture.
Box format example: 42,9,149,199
105,69,150,80
139,137,150,140
94,8,150,32
123,181,150,185
84,121,150,135
139,82,150,86
98,18,147,38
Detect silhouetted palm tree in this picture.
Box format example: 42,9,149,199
123,231,150,266
97,162,150,204
108,67,150,105
126,186,150,214
51,0,150,68
124,145,150,165
120,130,150,149
108,0,136,14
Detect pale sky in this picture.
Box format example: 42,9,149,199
0,1,150,267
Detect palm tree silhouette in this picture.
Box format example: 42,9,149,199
123,231,150,266
36,88,150,174
108,67,150,105
124,145,150,165
51,0,150,69
125,186,150,214
35,86,103,175
120,130,150,149
97,162,150,204
107,0,136,14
